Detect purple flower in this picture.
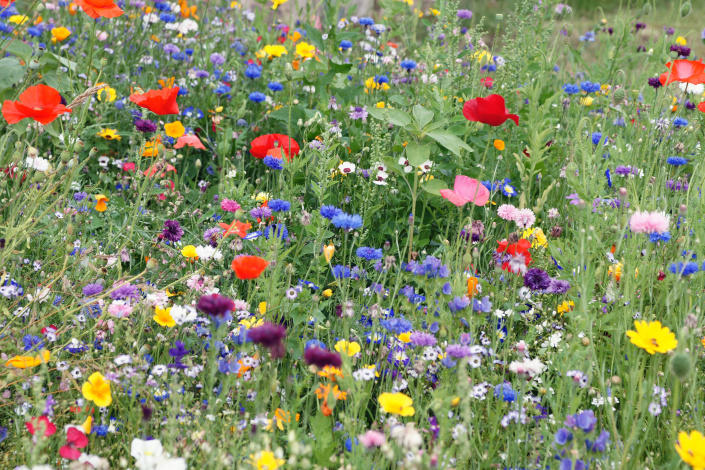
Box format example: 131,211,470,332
348,106,368,121
448,296,470,312
159,219,183,242
647,77,662,89
203,226,223,246
304,347,342,368
575,410,597,433
168,340,189,360
210,52,225,65
110,283,140,301
250,206,272,220
445,344,472,358
248,322,287,359
545,278,571,294
83,282,103,297
524,268,551,291
409,331,436,347
134,119,157,133
457,9,472,19
197,294,235,317
554,427,573,445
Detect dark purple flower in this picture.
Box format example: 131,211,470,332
83,282,103,297
248,322,287,359
524,268,551,291
304,347,342,368
134,119,157,133
197,294,235,317
647,77,662,89
169,340,189,360
159,219,183,242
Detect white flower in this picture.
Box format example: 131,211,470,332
679,82,705,95
390,423,423,449
418,160,433,173
508,357,546,378
170,305,197,325
195,245,222,261
25,156,50,172
338,162,356,174
132,438,186,470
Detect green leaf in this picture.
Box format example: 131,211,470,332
311,412,335,465
268,105,307,124
406,142,430,167
426,130,473,156
387,109,411,127
39,52,78,72
304,25,325,51
3,40,32,63
0,58,25,90
329,60,351,74
421,178,448,196
42,70,72,93
412,104,434,128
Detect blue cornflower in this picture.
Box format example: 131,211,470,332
669,262,699,276
358,17,374,26
400,59,417,70
339,40,353,50
375,74,389,84
500,182,517,197
473,296,492,312
674,117,688,128
263,155,284,170
320,205,342,220
605,168,612,187
356,246,383,260
159,12,176,22
650,232,671,243
331,213,363,230
244,63,262,79
579,31,595,42
214,84,231,94
22,335,44,352
591,132,607,145
332,265,351,279
248,92,266,103
380,317,412,334
554,428,573,445
448,296,470,312
268,199,290,212
580,81,601,93
667,156,688,166
267,81,284,92
494,383,517,402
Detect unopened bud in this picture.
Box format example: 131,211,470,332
670,352,691,380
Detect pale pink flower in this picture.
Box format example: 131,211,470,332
108,300,133,318
497,204,518,221
514,209,535,229
359,430,386,448
629,210,670,234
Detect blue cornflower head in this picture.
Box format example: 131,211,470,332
591,132,607,145
263,155,284,170
380,317,412,334
332,264,351,279
579,31,596,42
400,59,417,70
22,335,44,352
586,430,610,452
159,12,176,22
268,199,291,212
669,262,699,276
580,81,601,93
267,81,284,92
320,205,343,220
448,296,471,313
605,168,612,187
248,92,266,103
305,339,327,350
494,383,516,402
500,182,517,197
358,17,374,26
356,246,383,260
562,84,580,94
674,117,688,128
570,410,597,433
667,156,688,166
554,428,573,445
339,40,353,50
473,296,492,313
650,232,671,243
375,74,389,84
331,213,363,230
405,255,450,278
214,84,231,95
442,282,452,295
264,223,288,240
244,63,262,79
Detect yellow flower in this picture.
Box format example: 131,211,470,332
258,301,267,315
262,44,288,58
240,317,264,328
142,137,163,157
322,288,333,297
5,350,50,369
473,49,492,65
153,306,175,327
493,139,505,151
522,227,548,248
557,300,574,315
95,194,109,212
81,372,112,407
397,332,411,343
334,340,361,357
675,430,705,469
51,27,71,43
96,84,117,102
271,0,288,10
626,320,677,355
9,15,29,25
608,261,622,282
323,244,335,263
97,128,121,141
249,450,285,469
376,101,386,108
181,245,198,259
295,41,316,59
451,396,460,407
82,416,93,434
253,192,270,203
378,392,415,416
429,8,440,15
164,121,185,139
580,96,594,106
675,36,687,46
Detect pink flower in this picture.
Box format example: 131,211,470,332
359,430,386,448
497,204,518,221
514,209,535,228
629,211,670,234
108,300,133,318
220,198,241,212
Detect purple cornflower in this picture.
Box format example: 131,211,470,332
304,347,342,368
409,331,436,347
197,294,235,317
349,106,368,121
545,279,571,294
83,282,103,297
247,322,287,359
134,119,157,133
457,9,472,19
210,52,225,65
524,268,551,291
448,296,471,313
445,344,472,358
647,77,662,89
203,227,223,246
159,219,184,242
110,283,140,301
250,206,272,220
169,340,189,360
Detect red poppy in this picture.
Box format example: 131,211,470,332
26,416,57,437
231,255,268,280
219,220,252,238
0,0,15,7
250,134,300,161
174,134,206,150
462,94,519,126
659,59,705,86
698,102,705,113
496,239,532,271
59,427,88,460
480,76,494,88
2,84,71,125
75,0,123,18
129,87,180,115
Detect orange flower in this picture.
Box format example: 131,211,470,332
467,276,479,298
317,366,343,381
219,220,252,238
231,255,268,280
5,350,50,369
2,84,71,125
95,194,109,212
75,0,123,19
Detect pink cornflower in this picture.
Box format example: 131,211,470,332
497,204,518,221
359,430,386,448
220,198,241,212
107,300,133,318
514,208,536,229
629,210,670,234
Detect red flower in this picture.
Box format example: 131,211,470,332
231,255,268,280
659,59,705,86
462,94,519,126
480,76,494,88
129,87,180,115
250,134,300,161
496,239,532,272
219,220,252,238
698,102,705,113
75,0,123,19
2,85,71,125
0,0,15,7
59,427,89,460
26,416,57,437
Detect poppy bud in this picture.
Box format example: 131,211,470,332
680,1,691,17
670,352,691,380
581,337,590,346
195,159,201,168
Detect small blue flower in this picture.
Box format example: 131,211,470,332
244,63,262,79
268,199,290,212
674,117,688,128
667,156,688,166
263,155,284,170
331,213,363,230
580,81,601,93
358,17,375,26
332,265,351,279
400,59,417,71
356,246,383,260
267,81,284,92
339,40,353,50
320,205,342,220
248,92,266,103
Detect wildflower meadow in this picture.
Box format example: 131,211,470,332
2,0,705,468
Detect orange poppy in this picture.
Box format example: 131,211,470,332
250,134,300,161
129,87,180,115
659,59,705,86
231,255,268,280
75,0,123,18
2,85,71,125
219,220,251,238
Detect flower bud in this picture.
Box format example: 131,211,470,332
670,352,691,380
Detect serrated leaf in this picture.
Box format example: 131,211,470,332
0,58,25,90
421,178,448,196
412,104,434,128
406,142,430,167
426,130,472,156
